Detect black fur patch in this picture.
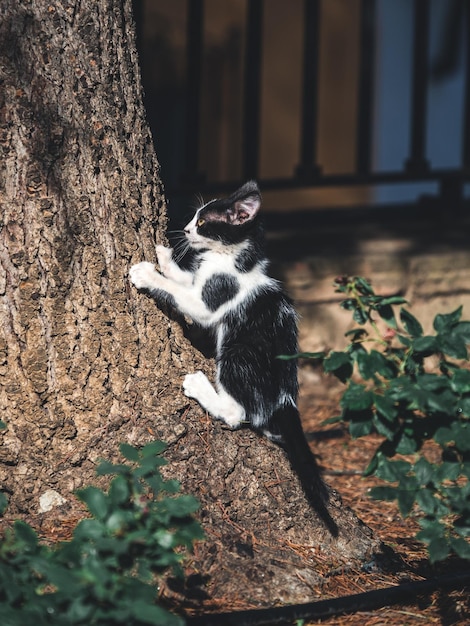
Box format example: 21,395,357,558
234,243,262,273
201,273,240,311
218,287,298,420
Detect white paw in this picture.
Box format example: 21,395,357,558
129,261,160,290
156,245,174,276
183,371,211,401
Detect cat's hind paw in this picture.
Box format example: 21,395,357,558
183,371,212,401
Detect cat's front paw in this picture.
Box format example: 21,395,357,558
183,371,211,401
129,261,161,291
156,245,174,277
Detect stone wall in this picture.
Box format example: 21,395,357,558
268,216,470,352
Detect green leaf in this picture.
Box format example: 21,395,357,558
141,440,167,458
450,537,470,560
416,373,450,392
458,396,470,417
434,461,462,482
371,350,397,379
298,351,326,360
374,394,398,421
454,321,470,343
433,306,463,333
450,369,470,394
369,486,398,501
397,488,417,516
438,332,468,359
321,414,343,426
426,390,457,415
397,334,412,347
13,521,39,548
73,518,105,541
129,601,184,626
354,276,375,295
353,307,369,325
349,416,373,438
344,328,369,341
412,335,438,355
355,349,375,380
413,458,434,485
454,424,470,452
376,304,397,329
77,486,109,520
433,426,454,446
375,458,412,482
435,423,470,452
400,308,423,338
341,298,357,311
363,452,379,476
378,296,408,306
120,443,141,462
162,495,200,518
96,460,131,476
109,475,130,505
340,382,373,411
0,491,8,515
417,518,446,543
396,431,419,455
276,351,325,360
428,537,451,563
323,351,353,382
415,488,439,515
374,413,396,439
106,510,131,533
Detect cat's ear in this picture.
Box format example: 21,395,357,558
228,182,261,225
229,194,260,225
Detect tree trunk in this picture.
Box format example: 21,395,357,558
0,0,382,609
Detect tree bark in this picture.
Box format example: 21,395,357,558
0,0,382,609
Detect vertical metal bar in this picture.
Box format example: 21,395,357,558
242,0,263,180
405,0,430,173
296,0,321,179
463,0,470,168
356,0,376,176
132,0,144,58
185,0,205,184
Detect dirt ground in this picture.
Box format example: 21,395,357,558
2,361,469,625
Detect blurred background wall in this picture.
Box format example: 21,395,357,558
134,0,470,349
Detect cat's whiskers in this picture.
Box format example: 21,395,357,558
173,239,191,264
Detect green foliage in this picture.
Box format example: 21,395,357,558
0,441,203,625
300,276,470,563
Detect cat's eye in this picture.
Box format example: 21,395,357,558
197,218,205,227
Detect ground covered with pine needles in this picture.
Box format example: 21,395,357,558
295,364,470,626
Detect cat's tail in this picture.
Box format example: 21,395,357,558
272,404,338,537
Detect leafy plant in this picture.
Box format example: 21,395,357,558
0,440,203,625
291,276,470,563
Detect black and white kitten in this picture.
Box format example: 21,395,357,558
129,181,336,534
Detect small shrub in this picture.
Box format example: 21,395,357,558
289,276,470,563
0,440,203,625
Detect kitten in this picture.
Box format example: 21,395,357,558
129,181,337,534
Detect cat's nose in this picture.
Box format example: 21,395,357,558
184,228,190,234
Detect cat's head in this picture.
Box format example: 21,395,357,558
184,181,261,250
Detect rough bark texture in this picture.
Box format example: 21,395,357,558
0,0,383,609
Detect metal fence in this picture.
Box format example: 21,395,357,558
136,0,470,216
